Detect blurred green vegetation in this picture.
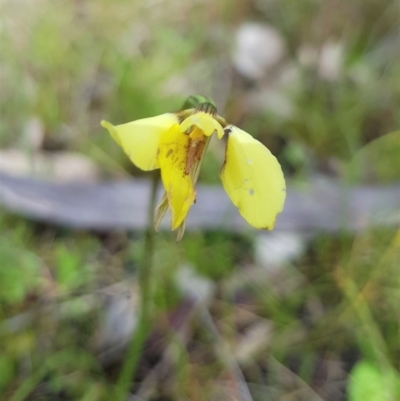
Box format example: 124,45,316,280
0,0,399,400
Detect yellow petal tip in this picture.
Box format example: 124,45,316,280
100,120,122,146
216,126,224,139
100,120,111,129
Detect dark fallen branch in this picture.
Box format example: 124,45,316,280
0,172,399,232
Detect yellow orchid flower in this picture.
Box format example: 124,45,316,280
101,97,286,241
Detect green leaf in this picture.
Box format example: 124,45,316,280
348,360,399,401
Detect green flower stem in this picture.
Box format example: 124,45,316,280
116,95,216,398
116,171,159,399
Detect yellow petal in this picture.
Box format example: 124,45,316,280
101,113,178,171
220,126,286,230
158,124,196,230
180,112,224,139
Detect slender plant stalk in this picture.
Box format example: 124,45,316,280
116,171,159,399
116,96,214,398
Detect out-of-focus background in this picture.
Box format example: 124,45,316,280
1,0,399,400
